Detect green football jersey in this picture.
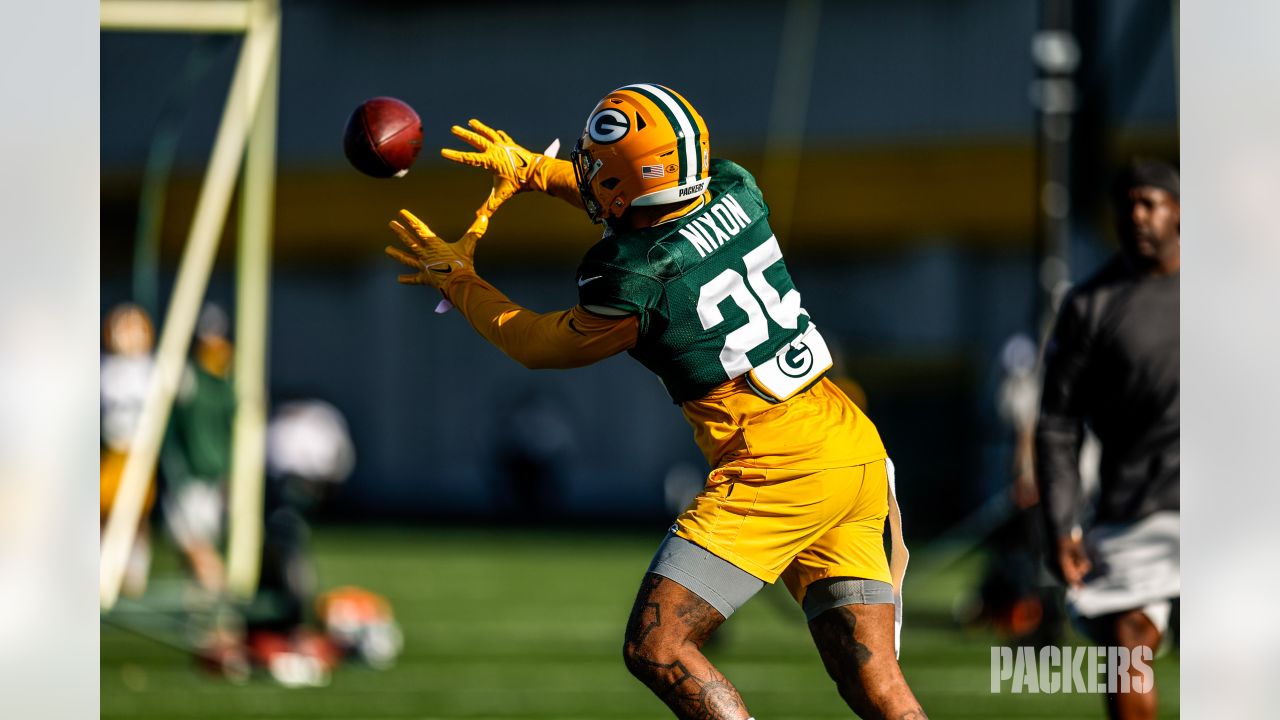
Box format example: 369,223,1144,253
576,159,817,403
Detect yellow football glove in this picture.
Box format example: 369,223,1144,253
441,119,577,209
385,209,488,290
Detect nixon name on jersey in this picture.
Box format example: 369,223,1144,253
677,193,754,258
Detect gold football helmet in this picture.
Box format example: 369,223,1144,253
570,84,711,224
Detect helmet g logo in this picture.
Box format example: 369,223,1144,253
588,109,630,144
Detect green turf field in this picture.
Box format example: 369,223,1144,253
101,527,1178,719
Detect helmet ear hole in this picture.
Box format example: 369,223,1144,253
600,177,621,190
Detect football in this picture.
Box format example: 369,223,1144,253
343,97,424,178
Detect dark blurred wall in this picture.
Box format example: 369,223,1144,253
101,1,1174,170
100,0,1177,535
103,1,1043,170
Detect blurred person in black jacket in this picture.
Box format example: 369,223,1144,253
1036,159,1179,720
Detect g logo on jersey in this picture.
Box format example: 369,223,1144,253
779,343,815,378
588,109,630,144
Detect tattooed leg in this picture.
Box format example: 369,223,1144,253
622,573,751,720
808,602,927,720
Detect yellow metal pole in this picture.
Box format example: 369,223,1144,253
100,0,252,33
226,0,279,600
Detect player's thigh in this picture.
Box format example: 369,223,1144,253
780,462,891,604
628,532,766,647
680,458,890,584
807,601,898,667
624,571,730,654
807,600,913,715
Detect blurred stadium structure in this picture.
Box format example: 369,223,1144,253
100,0,1177,541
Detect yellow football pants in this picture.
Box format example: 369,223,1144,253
675,377,891,602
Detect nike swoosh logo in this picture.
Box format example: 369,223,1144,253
505,147,528,169
577,275,603,287
427,260,462,275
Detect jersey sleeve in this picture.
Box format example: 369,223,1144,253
575,255,663,317
444,271,639,369
709,158,770,217
1035,291,1094,541
531,157,585,210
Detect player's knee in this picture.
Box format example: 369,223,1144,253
620,638,648,679
1114,610,1161,649
622,635,668,681
621,625,682,680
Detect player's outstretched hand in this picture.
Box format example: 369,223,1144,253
441,120,562,218
441,119,541,186
385,209,489,290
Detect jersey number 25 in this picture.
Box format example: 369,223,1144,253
696,235,804,376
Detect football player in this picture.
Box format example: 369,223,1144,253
386,84,925,719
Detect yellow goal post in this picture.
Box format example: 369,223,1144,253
99,0,279,610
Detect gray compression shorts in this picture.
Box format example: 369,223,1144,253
647,533,764,619
647,532,895,621
801,577,895,621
